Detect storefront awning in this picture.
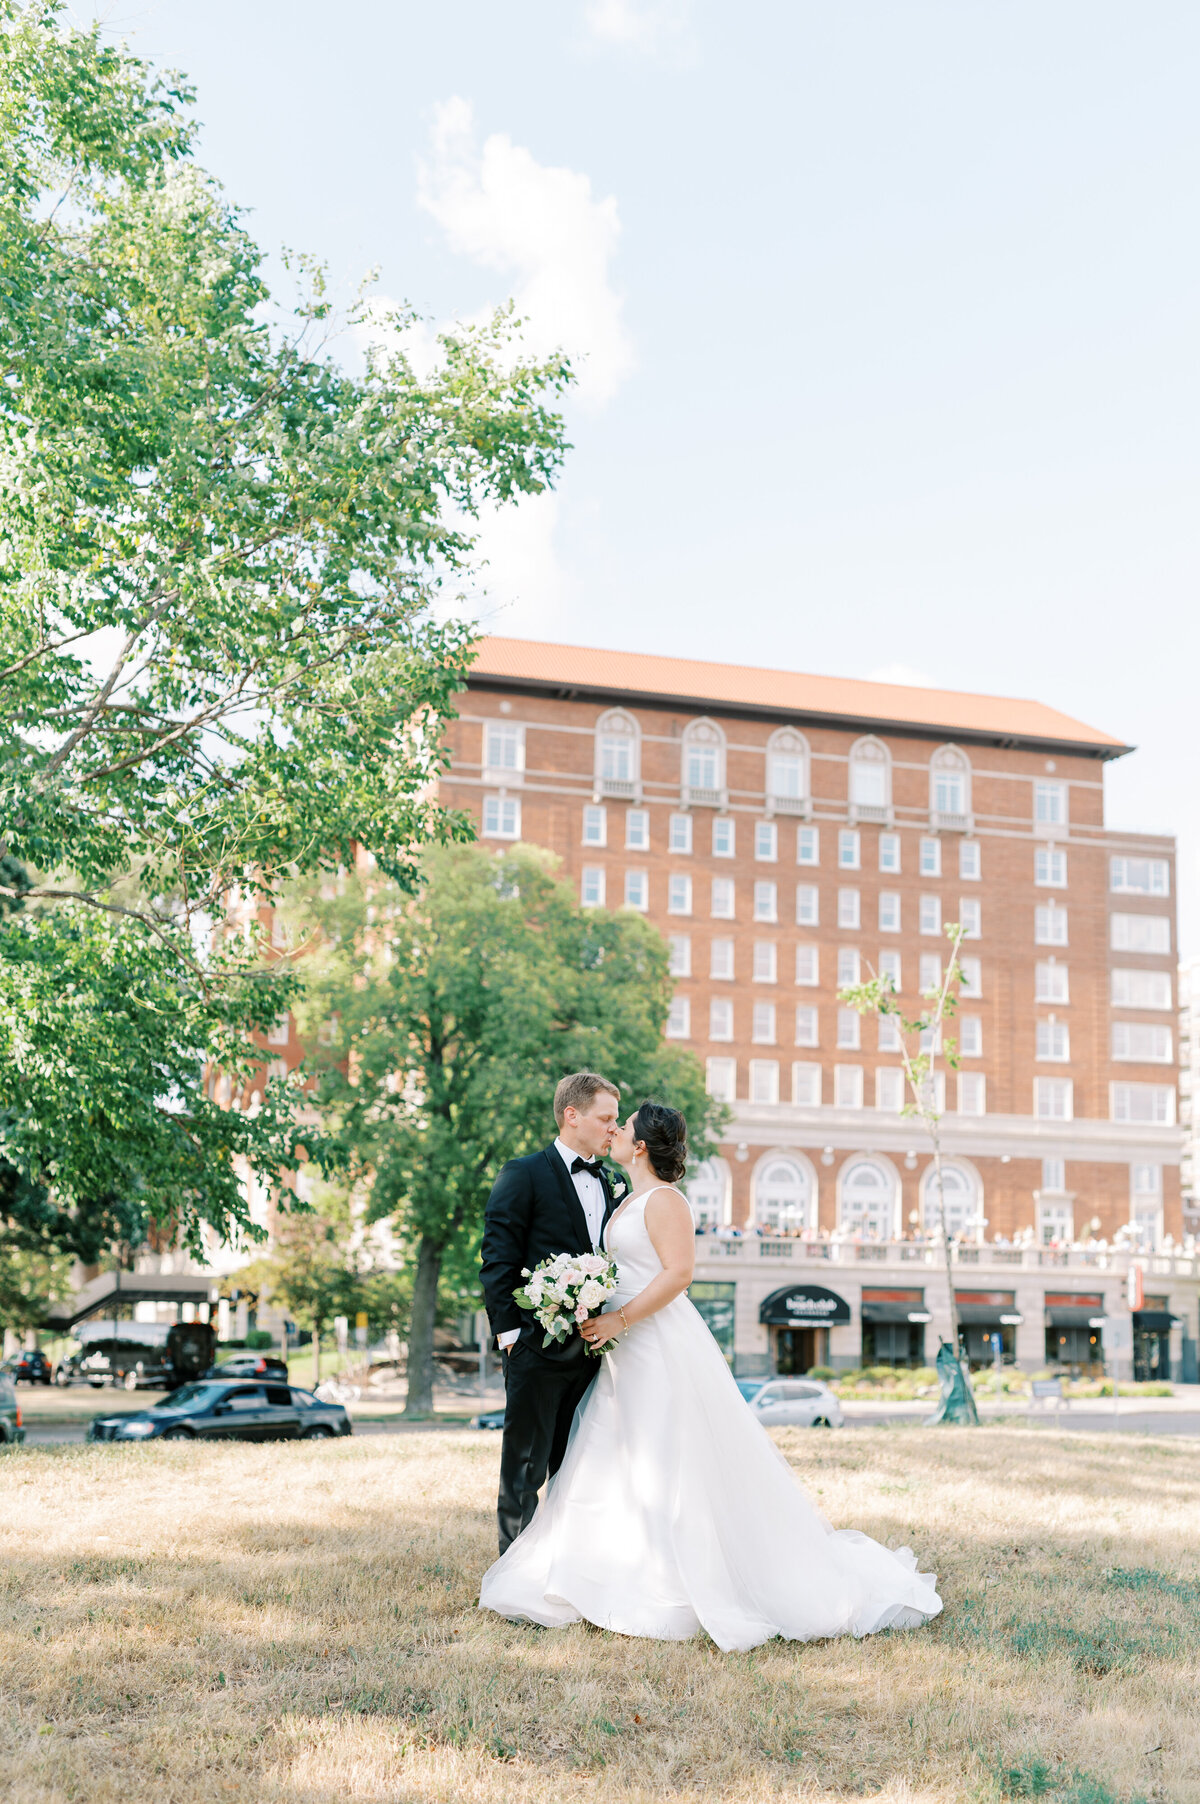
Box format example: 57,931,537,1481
862,1301,928,1324
759,1284,851,1327
956,1303,1021,1326
1046,1306,1103,1328
1133,1311,1179,1333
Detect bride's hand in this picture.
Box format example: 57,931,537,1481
580,1312,622,1348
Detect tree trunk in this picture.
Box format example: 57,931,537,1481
312,1320,321,1387
404,1236,443,1418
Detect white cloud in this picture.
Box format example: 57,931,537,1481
416,96,632,409
866,662,938,688
582,0,694,59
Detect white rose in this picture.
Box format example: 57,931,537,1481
578,1279,606,1309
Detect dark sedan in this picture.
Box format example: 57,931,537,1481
87,1380,351,1443
1,1349,52,1386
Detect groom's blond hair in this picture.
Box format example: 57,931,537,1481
553,1071,620,1126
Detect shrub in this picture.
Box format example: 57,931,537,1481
244,1330,275,1350
806,1366,836,1381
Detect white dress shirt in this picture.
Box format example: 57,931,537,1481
498,1140,607,1351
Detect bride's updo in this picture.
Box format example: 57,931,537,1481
633,1100,688,1184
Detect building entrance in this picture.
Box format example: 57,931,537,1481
773,1326,827,1375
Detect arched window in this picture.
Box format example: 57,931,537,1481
687,1158,731,1228
765,728,811,817
594,708,641,800
847,736,892,822
753,1154,815,1233
681,718,726,808
921,1161,982,1241
838,1156,899,1240
930,745,972,829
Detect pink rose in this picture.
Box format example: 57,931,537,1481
574,1304,589,1323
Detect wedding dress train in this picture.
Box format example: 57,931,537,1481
479,1189,943,1651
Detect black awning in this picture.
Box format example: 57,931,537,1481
1133,1311,1179,1333
956,1303,1020,1326
862,1301,927,1324
759,1284,851,1327
1046,1307,1104,1328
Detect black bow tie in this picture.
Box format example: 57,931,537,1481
570,1156,603,1177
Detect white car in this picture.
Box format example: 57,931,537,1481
746,1378,844,1429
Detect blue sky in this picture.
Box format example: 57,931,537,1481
112,1,1199,950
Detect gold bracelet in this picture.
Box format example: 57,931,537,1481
619,1308,630,1336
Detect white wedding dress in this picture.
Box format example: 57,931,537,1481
479,1188,942,1651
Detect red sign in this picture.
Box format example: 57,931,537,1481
1126,1263,1145,1312
1044,1293,1103,1309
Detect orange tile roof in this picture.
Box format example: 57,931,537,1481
467,637,1130,757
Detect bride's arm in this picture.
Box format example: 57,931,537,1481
580,1190,695,1347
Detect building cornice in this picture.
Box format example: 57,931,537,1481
721,1104,1183,1165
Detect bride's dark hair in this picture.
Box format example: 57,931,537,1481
633,1100,688,1185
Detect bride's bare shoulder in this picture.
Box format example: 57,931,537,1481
644,1185,693,1220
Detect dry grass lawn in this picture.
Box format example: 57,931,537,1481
0,1426,1197,1804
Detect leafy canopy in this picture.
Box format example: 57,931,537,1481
0,4,572,1259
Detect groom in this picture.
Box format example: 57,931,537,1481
481,1071,623,1553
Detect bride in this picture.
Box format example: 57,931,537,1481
479,1101,943,1651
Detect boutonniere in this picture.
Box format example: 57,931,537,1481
608,1176,628,1200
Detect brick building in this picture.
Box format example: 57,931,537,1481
442,636,1195,1379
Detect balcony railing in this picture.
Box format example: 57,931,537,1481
848,802,893,826
596,775,641,801
930,809,973,834
767,793,813,819
692,1236,1199,1278
681,785,727,810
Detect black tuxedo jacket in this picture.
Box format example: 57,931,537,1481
480,1143,620,1362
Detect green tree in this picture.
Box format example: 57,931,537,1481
236,1183,363,1385
0,1246,72,1336
284,845,724,1416
840,920,979,1421
0,4,571,1261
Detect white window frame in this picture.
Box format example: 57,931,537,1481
878,950,901,993
752,1002,777,1045
1112,1023,1173,1064
792,1062,822,1106
838,888,861,930
834,1064,865,1109
482,794,521,840
625,808,650,850
1035,902,1069,946
712,816,736,858
1111,969,1172,1010
682,717,726,807
1035,846,1067,888
1110,913,1171,954
919,895,942,936
959,840,981,881
595,707,641,799
959,956,982,998
752,941,778,984
879,833,901,873
958,898,981,939
1036,1017,1070,1062
705,1057,737,1103
709,998,734,1042
707,880,736,923
837,947,861,987
753,880,778,923
1034,1077,1074,1121
666,996,691,1040
794,1005,819,1048
847,736,892,820
796,826,820,866
875,1067,905,1112
958,1016,983,1058
710,938,735,981
1110,856,1170,897
796,884,819,926
919,953,942,994
581,866,606,908
582,804,606,847
668,873,693,916
749,1059,780,1105
1110,1083,1176,1125
838,829,861,869
754,820,778,862
1035,959,1069,1004
919,837,941,877
836,1007,861,1050
483,720,525,781
765,728,811,814
929,744,972,826
957,1072,986,1116
1034,779,1068,831
668,813,692,855
667,934,691,977
878,891,900,933
878,1013,902,1053
795,944,819,986
623,870,649,912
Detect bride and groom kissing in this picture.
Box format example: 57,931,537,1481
478,1071,943,1651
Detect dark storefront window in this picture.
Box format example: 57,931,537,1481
861,1288,926,1368
689,1281,736,1365
955,1290,1019,1369
1044,1293,1103,1374
1133,1295,1174,1382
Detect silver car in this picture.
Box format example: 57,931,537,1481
747,1378,844,1428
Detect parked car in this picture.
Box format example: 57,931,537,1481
56,1321,216,1391
471,1408,506,1430
0,1374,24,1445
202,1352,288,1382
87,1380,352,1443
734,1377,768,1404
0,1349,52,1386
744,1378,844,1429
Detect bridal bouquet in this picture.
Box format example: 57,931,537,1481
513,1251,621,1356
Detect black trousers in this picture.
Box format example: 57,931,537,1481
497,1342,597,1554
